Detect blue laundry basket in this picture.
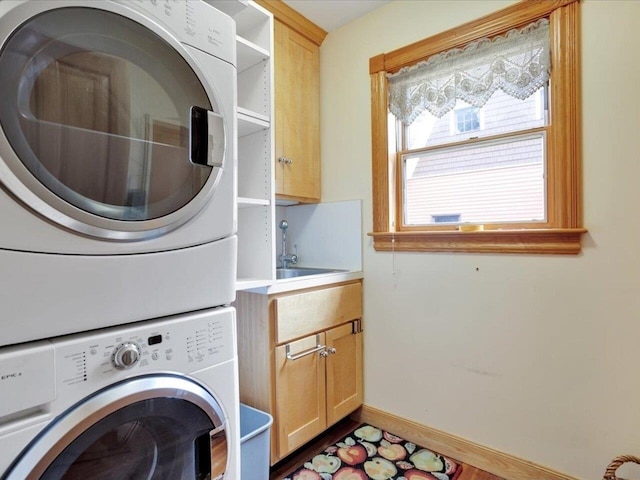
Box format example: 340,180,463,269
240,403,273,480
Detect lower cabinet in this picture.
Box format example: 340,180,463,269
235,280,363,464
275,321,363,457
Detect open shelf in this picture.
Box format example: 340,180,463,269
231,1,275,289
238,107,269,137
239,197,270,208
233,2,271,50
238,36,270,72
207,0,275,289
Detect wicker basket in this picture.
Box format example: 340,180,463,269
603,455,640,480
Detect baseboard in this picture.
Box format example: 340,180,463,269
352,405,578,480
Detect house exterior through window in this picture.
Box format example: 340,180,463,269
403,89,547,227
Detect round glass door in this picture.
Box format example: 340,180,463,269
42,398,217,480
3,376,229,480
0,6,225,238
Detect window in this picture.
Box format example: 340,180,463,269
403,132,546,226
453,106,480,134
369,0,585,254
432,214,461,224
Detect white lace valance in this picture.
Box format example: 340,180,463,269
388,19,550,124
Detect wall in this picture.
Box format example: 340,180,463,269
319,1,640,479
275,200,363,271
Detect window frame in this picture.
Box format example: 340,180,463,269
369,0,585,254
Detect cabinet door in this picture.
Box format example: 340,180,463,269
274,20,320,202
275,333,326,458
325,322,363,427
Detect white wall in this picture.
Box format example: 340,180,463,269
275,200,363,271
319,1,640,478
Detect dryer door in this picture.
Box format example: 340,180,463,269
2,375,230,480
0,4,228,240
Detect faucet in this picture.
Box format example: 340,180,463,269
278,220,298,269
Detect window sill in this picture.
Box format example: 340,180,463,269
368,228,588,254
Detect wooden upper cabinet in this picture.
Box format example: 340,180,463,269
274,20,320,202
255,0,326,203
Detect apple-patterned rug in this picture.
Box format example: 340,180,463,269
282,424,462,480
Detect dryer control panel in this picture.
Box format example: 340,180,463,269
51,307,236,408
116,0,235,65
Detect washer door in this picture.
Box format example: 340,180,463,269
0,5,226,240
3,375,229,480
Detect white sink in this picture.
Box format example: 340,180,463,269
276,267,346,280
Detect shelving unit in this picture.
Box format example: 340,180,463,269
208,0,275,290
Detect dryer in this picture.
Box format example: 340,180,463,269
0,0,238,346
0,306,240,480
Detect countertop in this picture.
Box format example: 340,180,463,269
244,269,363,295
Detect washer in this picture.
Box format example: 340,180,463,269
0,0,238,346
0,306,240,480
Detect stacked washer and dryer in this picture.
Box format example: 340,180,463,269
0,1,240,478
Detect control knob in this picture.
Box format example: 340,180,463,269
112,342,141,370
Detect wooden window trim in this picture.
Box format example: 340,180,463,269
369,0,586,254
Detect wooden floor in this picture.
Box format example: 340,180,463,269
269,418,505,480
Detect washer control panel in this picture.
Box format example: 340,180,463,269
52,307,236,403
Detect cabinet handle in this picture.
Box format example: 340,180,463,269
286,335,325,361
278,157,293,165
352,319,363,334
320,347,336,358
